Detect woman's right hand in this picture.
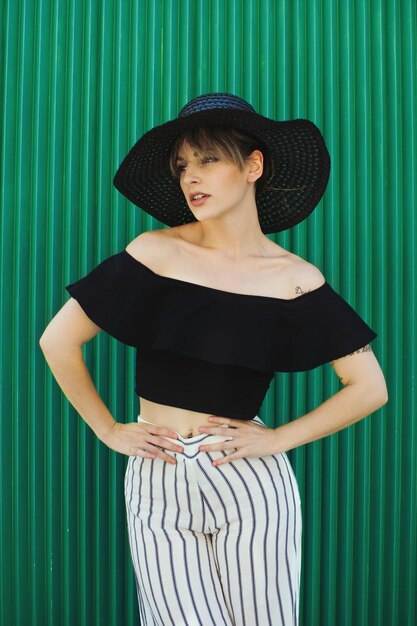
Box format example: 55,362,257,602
101,421,184,464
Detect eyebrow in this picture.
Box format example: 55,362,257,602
175,151,201,163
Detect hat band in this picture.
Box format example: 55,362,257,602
178,93,256,118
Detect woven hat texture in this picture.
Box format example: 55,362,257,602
113,93,331,234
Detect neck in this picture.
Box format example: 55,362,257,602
192,213,270,262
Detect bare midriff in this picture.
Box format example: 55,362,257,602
138,396,232,438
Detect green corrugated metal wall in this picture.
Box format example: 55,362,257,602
1,1,415,624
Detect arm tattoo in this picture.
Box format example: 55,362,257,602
294,285,312,296
330,367,345,384
330,345,372,367
347,344,372,356
330,345,372,383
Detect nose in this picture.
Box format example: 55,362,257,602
182,164,201,185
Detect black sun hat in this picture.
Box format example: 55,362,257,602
113,92,331,234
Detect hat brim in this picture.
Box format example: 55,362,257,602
113,108,330,234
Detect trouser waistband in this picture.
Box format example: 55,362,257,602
136,414,266,459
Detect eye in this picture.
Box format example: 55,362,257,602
202,156,218,164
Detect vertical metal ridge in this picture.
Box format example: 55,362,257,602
367,2,387,625
15,0,31,622
1,0,15,623
384,3,403,624
350,14,373,625
399,1,417,625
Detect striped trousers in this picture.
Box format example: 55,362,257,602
124,414,302,626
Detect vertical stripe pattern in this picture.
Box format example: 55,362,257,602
124,415,302,626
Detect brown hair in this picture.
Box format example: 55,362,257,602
168,126,274,193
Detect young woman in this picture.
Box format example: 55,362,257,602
40,93,388,626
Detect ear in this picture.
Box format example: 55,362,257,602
246,150,264,183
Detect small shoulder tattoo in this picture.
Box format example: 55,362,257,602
294,285,312,297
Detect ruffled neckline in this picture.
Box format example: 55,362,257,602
66,250,378,372
122,249,329,304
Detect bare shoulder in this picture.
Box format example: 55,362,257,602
125,228,166,251
125,224,200,266
285,253,326,298
125,228,177,269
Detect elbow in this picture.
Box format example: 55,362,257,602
375,387,389,409
365,381,389,410
39,330,59,355
39,332,48,352
39,329,84,355
347,380,388,411
39,333,52,356
374,375,389,407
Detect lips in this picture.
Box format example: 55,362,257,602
189,192,211,207
189,192,210,202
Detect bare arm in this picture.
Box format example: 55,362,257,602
272,264,388,453
273,346,388,453
39,297,117,440
39,297,184,461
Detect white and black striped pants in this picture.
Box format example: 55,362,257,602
124,414,302,626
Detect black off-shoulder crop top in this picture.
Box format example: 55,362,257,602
65,250,377,420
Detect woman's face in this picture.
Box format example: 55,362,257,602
176,141,260,220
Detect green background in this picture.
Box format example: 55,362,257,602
1,1,415,624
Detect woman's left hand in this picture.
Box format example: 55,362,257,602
197,416,279,466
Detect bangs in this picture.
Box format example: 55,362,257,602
169,127,246,178
168,126,273,192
